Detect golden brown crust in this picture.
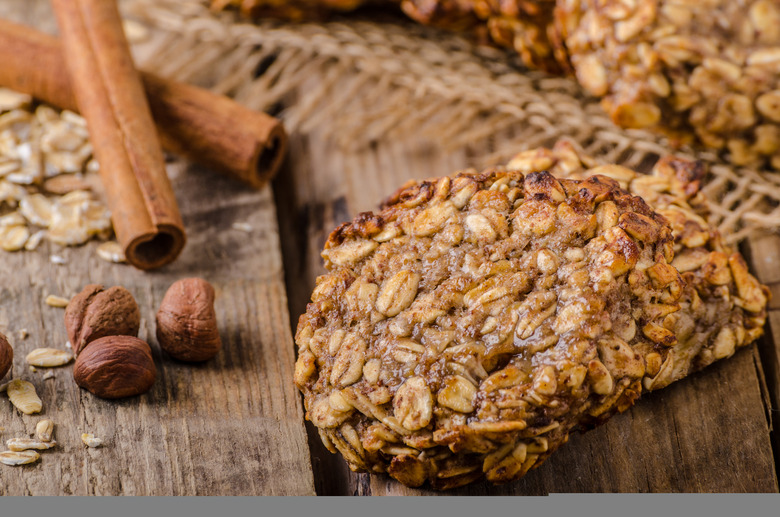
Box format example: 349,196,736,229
296,161,687,488
509,140,770,389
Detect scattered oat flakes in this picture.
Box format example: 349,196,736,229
0,88,31,111
122,19,150,44
60,110,86,127
0,99,114,255
81,433,103,448
24,230,45,251
6,438,56,452
18,328,28,340
7,171,39,185
0,212,25,227
19,194,53,227
0,450,39,466
0,225,29,251
29,365,37,373
42,371,55,381
49,254,67,265
36,420,54,442
6,379,42,414
26,348,73,367
231,222,253,232
43,174,92,195
96,241,126,263
65,341,72,349
0,160,20,177
45,294,70,307
86,159,99,173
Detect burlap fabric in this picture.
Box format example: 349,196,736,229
125,0,780,244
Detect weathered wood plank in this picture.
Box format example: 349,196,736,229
0,0,314,495
0,159,315,495
745,233,780,472
275,124,779,494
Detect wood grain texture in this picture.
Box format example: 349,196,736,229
0,159,315,495
745,234,780,472
274,125,779,495
0,1,313,493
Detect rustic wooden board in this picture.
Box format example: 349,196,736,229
5,0,780,496
0,161,315,495
0,1,315,495
274,126,779,495
745,233,780,471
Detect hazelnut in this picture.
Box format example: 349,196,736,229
65,284,141,355
73,336,156,399
0,333,12,380
156,278,221,362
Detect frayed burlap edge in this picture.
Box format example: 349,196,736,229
124,0,780,245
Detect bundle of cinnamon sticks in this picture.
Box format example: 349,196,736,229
0,0,288,270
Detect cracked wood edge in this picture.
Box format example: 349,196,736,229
745,233,780,475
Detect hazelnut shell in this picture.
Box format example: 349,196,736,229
65,284,141,355
156,278,221,362
0,333,12,380
73,335,156,399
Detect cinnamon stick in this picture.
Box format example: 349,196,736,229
51,0,184,270
0,18,287,190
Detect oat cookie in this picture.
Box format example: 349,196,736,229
558,0,780,169
401,0,567,73
211,0,372,21
295,162,692,488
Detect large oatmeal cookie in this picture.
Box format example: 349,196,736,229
295,164,689,488
557,0,780,170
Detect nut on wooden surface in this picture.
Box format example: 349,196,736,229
73,335,156,399
0,333,12,380
156,277,221,362
65,284,141,355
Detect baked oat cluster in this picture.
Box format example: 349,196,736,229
558,0,780,169
401,0,566,73
294,153,757,489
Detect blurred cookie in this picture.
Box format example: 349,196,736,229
558,0,780,169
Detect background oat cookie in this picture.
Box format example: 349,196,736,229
558,0,780,169
400,0,567,73
295,165,690,488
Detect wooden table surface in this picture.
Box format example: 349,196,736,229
2,0,779,496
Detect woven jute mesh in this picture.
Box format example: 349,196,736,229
125,0,780,244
